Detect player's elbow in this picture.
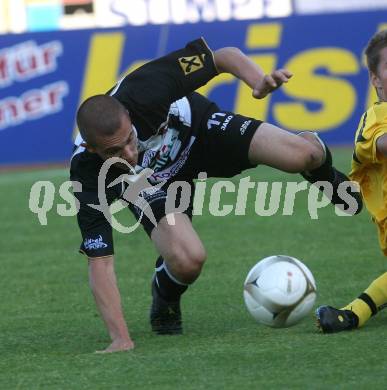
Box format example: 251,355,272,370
213,47,243,73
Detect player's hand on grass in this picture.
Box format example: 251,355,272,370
95,338,135,354
252,69,292,99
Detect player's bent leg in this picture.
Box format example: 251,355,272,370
248,122,324,173
248,124,362,214
151,213,207,284
149,213,207,335
316,273,387,333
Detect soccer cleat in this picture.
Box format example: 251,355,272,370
329,168,363,215
304,167,363,215
315,305,358,333
150,278,182,335
300,138,363,215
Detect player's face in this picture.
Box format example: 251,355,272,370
371,46,387,102
90,113,138,169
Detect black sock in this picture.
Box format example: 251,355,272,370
154,256,188,302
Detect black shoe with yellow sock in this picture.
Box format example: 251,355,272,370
315,305,359,333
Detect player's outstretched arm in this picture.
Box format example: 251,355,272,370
213,47,292,99
88,256,134,353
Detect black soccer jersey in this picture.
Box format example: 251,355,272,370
70,38,220,257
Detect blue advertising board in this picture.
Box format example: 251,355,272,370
0,11,386,166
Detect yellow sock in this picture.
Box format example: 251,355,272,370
342,299,371,327
342,272,387,327
365,272,387,307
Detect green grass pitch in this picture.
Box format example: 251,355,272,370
1,148,386,389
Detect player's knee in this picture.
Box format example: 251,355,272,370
289,140,323,173
300,142,323,172
170,244,207,283
181,246,207,283
296,132,325,171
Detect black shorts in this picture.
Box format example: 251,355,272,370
183,107,262,178
130,109,262,236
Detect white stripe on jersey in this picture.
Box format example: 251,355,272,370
109,77,126,96
169,97,192,127
137,97,192,153
71,132,86,160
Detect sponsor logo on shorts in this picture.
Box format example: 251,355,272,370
221,115,233,131
240,120,252,135
84,235,108,250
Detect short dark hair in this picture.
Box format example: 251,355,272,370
76,95,128,146
365,29,387,75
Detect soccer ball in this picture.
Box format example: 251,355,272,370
243,255,317,327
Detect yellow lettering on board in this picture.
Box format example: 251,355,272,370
236,23,282,119
73,32,125,139
198,23,282,120
246,23,282,48
79,33,125,100
235,55,277,119
274,48,359,131
119,61,148,80
197,73,235,100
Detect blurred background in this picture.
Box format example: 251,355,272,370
1,0,387,167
